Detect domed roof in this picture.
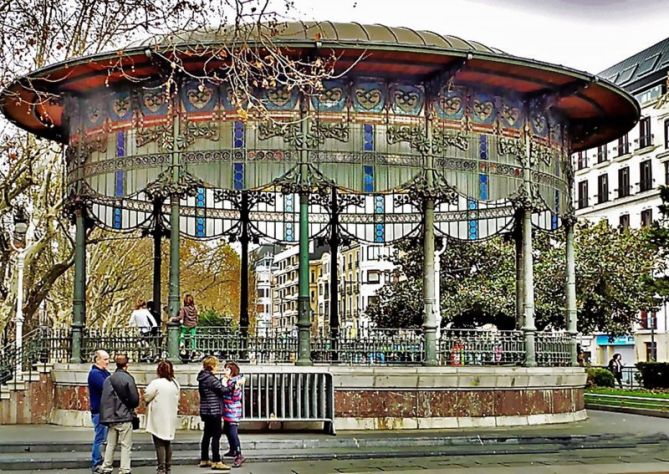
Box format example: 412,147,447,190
134,21,507,56
0,21,638,150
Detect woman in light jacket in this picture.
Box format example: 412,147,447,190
144,360,180,474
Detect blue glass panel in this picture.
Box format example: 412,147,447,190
479,175,488,200
195,187,206,237
233,121,245,148
285,194,294,212
479,135,488,160
285,223,294,242
114,170,124,197
375,224,385,243
363,165,374,193
363,124,375,151
233,163,245,190
468,199,479,240
551,190,560,230
113,208,122,229
374,195,385,213
116,131,125,157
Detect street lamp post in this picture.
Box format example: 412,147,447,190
11,208,29,381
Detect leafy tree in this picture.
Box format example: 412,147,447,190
646,185,669,299
367,221,660,335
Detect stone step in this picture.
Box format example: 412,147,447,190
0,387,9,400
1,439,666,471
0,431,665,454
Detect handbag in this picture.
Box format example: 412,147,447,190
131,415,140,430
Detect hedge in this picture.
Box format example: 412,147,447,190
586,367,614,388
636,362,669,389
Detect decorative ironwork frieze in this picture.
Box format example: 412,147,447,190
431,129,469,154
144,167,203,200
177,118,219,149
497,137,526,164
393,175,459,208
257,120,350,148
136,124,173,150
386,125,430,154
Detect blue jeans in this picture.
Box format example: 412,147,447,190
91,413,108,469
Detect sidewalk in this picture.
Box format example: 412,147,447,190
1,411,668,471
2,410,668,446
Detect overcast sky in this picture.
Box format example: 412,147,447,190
291,0,669,74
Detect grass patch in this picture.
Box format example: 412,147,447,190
585,387,669,399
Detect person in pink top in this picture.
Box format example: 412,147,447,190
221,361,245,468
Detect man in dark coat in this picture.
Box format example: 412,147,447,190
98,354,139,474
87,350,110,473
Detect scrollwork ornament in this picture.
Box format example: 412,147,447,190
63,189,94,226
144,167,203,201
136,124,174,151
431,129,469,154
386,125,430,154
510,182,541,211
177,118,219,149
497,137,527,164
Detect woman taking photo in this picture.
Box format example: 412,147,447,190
144,360,180,474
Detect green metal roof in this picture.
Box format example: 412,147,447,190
135,21,507,56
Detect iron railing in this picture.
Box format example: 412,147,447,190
0,325,576,376
312,327,424,365
0,327,65,390
82,328,165,363
536,332,572,367
438,329,526,366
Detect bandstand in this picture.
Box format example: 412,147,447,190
0,22,639,429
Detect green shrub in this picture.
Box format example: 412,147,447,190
636,362,669,389
198,308,236,330
586,367,615,388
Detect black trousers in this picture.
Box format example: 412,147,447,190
152,435,172,473
224,421,241,455
200,415,222,462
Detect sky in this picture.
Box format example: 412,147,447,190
290,0,669,74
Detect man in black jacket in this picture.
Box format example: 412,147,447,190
99,354,139,474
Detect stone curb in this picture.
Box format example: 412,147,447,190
1,434,667,470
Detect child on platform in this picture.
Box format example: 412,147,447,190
221,361,245,468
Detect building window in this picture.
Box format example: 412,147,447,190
646,342,657,361
639,160,653,192
617,134,629,156
597,174,608,204
619,214,630,229
639,116,652,149
640,310,657,329
641,209,653,227
577,151,587,170
367,270,381,284
618,167,630,198
665,119,669,149
577,180,588,209
666,162,669,185
597,145,608,163
367,246,381,260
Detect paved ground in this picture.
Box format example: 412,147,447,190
3,411,669,473
2,410,668,445
7,446,669,474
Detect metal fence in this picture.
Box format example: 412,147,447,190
312,327,424,365
242,372,335,434
0,325,575,370
438,329,526,366
536,332,572,367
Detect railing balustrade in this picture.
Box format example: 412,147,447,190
535,332,572,367
438,329,525,366
0,325,575,374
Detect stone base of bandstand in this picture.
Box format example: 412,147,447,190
45,364,586,431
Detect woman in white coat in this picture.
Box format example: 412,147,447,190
144,360,180,474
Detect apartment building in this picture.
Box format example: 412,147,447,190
574,37,669,364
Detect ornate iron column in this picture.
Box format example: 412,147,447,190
328,187,340,360
151,199,165,327
521,129,537,368
423,121,438,367
565,218,578,365
71,205,87,363
239,191,250,335
296,101,312,366
514,211,525,329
